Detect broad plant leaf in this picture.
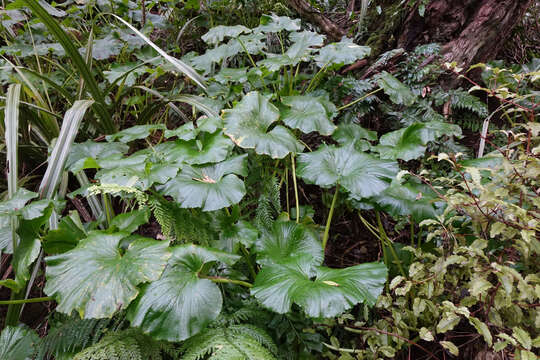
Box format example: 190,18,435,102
255,221,323,266
332,123,375,151
376,71,416,106
128,244,240,341
372,180,439,222
105,124,166,143
374,121,462,161
214,67,248,84
155,131,233,165
252,256,387,317
45,231,170,318
223,92,303,158
286,31,325,62
202,25,251,45
297,143,398,199
159,155,247,211
281,95,337,135
110,209,150,233
216,220,258,253
66,141,129,173
257,54,296,72
42,212,86,254
257,14,301,32
315,39,371,67
0,325,39,360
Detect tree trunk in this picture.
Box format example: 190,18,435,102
288,0,345,41
398,0,533,67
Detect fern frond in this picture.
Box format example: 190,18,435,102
450,90,488,117
255,177,281,230
73,329,167,360
36,316,115,360
149,197,175,239
181,326,277,360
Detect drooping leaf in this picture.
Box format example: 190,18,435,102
45,231,170,318
376,71,416,106
0,325,39,360
159,155,247,211
255,221,323,267
127,244,240,341
252,256,387,317
315,39,371,67
223,92,303,158
281,95,337,135
297,143,398,199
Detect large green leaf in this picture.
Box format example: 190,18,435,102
105,124,166,143
45,231,170,318
159,155,247,211
376,71,416,106
110,209,150,233
281,95,337,135
202,25,251,45
0,325,39,360
374,121,462,161
286,31,325,62
127,244,240,341
155,131,233,165
223,92,303,159
372,180,439,222
257,14,301,33
297,143,398,200
66,141,129,173
252,256,387,317
315,39,371,67
215,220,258,253
255,221,323,266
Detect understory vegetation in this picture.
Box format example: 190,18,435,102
0,0,538,359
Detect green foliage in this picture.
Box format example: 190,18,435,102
0,325,39,360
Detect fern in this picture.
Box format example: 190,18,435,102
72,329,176,360
448,90,489,117
180,325,277,360
255,176,281,230
149,196,175,239
36,315,119,360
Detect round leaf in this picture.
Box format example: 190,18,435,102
252,256,387,317
281,96,337,135
255,221,323,266
45,231,170,318
223,92,303,159
297,143,398,199
0,325,39,360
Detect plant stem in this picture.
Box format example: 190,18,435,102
200,275,253,288
337,87,383,111
322,183,339,251
0,296,52,305
240,244,257,281
290,153,300,223
376,211,406,277
410,218,415,246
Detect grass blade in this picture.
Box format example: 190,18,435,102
22,0,114,134
39,100,94,199
110,14,207,90
4,84,21,198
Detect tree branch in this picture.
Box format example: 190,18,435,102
288,0,345,41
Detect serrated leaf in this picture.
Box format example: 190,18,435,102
436,312,461,333
281,95,337,135
286,31,325,62
257,14,300,33
513,327,532,350
419,327,434,341
252,256,387,317
255,221,323,266
127,244,240,341
469,317,492,346
469,276,493,297
223,92,303,158
297,143,398,199
45,231,170,318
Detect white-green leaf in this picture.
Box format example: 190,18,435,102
281,95,337,135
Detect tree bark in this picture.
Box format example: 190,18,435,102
398,0,533,67
288,0,345,41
